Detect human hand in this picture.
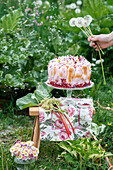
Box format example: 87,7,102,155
88,33,113,50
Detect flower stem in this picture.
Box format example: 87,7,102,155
80,28,89,37
83,27,91,37
98,49,106,85
88,26,104,55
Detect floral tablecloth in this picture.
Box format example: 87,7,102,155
39,97,93,141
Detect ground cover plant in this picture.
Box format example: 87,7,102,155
0,0,113,169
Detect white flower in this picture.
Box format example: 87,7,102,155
11,153,14,156
82,18,90,27
14,147,18,151
15,143,21,148
28,149,32,154
75,8,81,14
45,1,50,6
24,148,28,152
77,0,82,5
36,0,42,6
32,146,36,150
18,148,23,152
75,17,84,28
36,148,39,154
26,141,34,147
92,58,96,61
21,142,26,146
22,156,25,160
84,15,92,24
91,63,96,67
69,18,77,27
24,152,29,157
96,59,104,64
66,5,71,8
21,150,25,155
33,151,38,157
70,3,76,9
10,147,15,153
18,154,22,159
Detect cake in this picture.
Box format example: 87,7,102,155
48,55,91,88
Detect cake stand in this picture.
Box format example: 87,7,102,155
45,80,94,105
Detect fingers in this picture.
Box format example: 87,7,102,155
88,36,92,42
89,42,97,47
89,41,99,51
88,35,99,42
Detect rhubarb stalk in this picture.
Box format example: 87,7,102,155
64,114,75,134
58,111,72,140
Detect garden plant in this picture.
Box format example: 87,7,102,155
0,0,113,169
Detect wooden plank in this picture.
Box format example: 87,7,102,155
33,116,40,148
32,116,40,160
29,107,39,116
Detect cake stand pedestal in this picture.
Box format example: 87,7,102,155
45,80,94,106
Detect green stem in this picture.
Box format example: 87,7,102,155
83,27,91,37
80,28,89,37
88,26,104,55
98,49,106,85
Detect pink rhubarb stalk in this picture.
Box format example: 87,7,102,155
58,111,72,140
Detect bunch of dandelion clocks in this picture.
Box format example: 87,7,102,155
69,15,106,85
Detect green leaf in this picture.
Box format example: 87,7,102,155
5,74,13,85
0,71,3,78
63,153,75,164
34,83,51,100
0,54,10,63
0,8,23,32
82,0,108,19
16,83,52,110
20,38,31,48
58,142,72,154
16,93,38,110
104,152,113,157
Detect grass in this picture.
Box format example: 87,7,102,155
0,77,113,169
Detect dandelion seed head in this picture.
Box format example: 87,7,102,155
70,3,76,9
75,8,81,14
77,0,82,5
75,17,84,28
84,15,92,24
69,18,77,27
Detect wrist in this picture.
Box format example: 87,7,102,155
108,31,113,42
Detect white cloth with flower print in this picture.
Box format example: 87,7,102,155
39,98,93,141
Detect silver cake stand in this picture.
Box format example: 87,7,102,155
45,80,94,105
